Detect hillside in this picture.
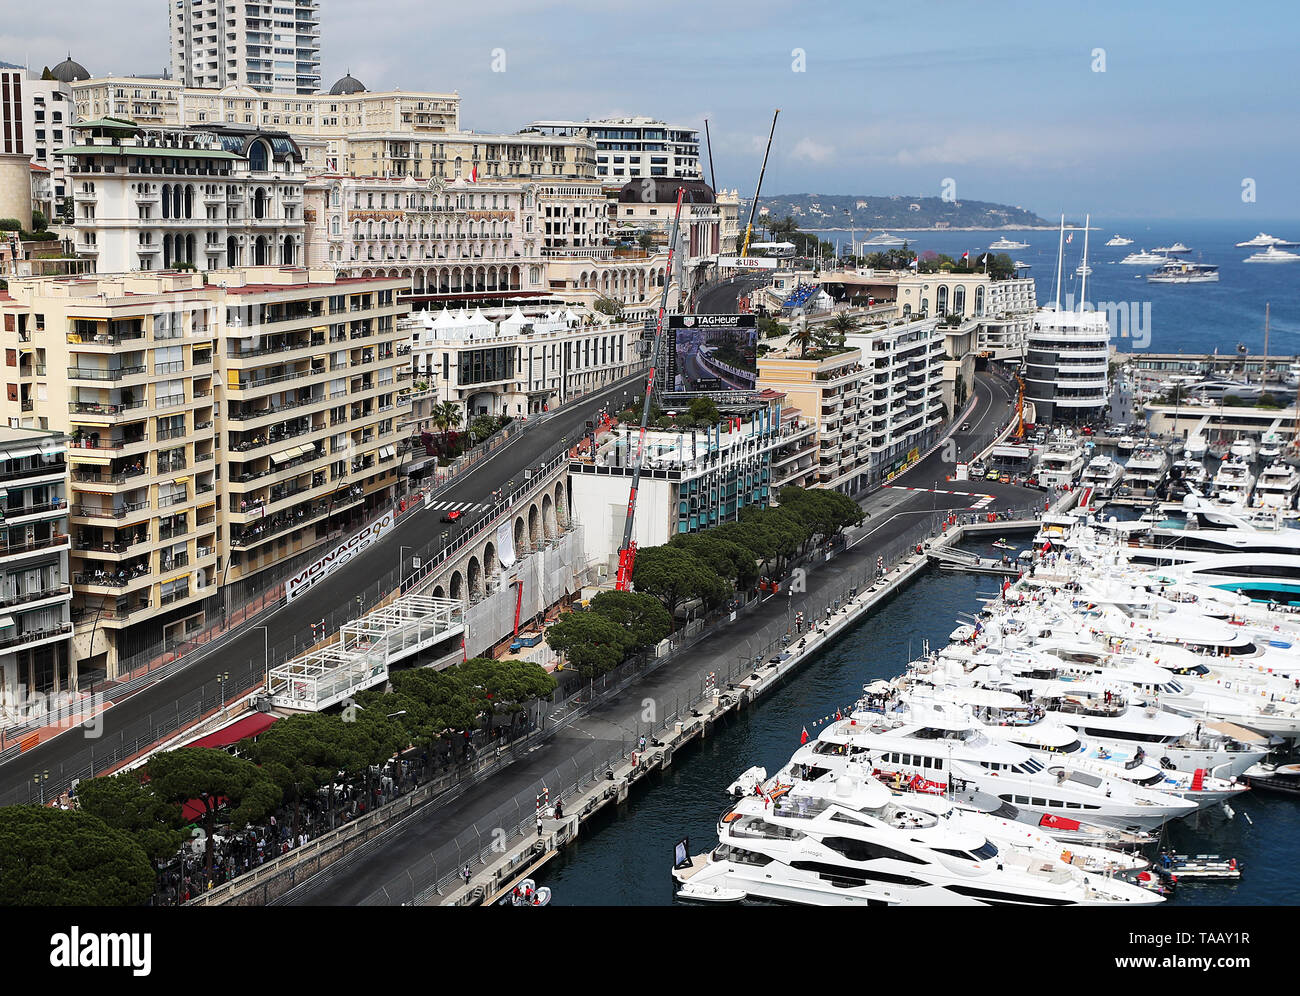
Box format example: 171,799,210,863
743,193,1050,230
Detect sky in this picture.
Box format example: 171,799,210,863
4,0,1298,221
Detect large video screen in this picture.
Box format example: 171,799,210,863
668,315,758,392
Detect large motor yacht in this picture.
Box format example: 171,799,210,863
673,769,1162,906
1036,442,1087,489
1106,235,1134,247
1236,233,1299,248
1254,461,1300,511
1243,246,1300,263
1211,457,1255,508
1080,455,1124,497
988,236,1029,250
1151,242,1192,255
1120,250,1170,265
1147,260,1218,283
1124,447,1170,495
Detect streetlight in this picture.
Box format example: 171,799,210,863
254,626,269,690
217,671,231,713
34,770,50,805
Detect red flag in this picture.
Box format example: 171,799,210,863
470,165,478,183
800,726,809,745
961,251,969,262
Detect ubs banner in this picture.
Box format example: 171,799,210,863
286,509,397,603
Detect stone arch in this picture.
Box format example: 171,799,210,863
514,515,526,554
528,503,541,547
554,481,567,528
432,584,446,600
449,570,464,602
510,265,521,289
541,493,556,539
483,540,498,579
467,556,482,598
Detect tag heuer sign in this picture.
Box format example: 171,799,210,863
667,314,756,330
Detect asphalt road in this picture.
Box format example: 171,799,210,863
286,369,1038,905
0,371,649,803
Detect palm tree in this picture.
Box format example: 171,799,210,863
436,401,462,449
829,312,858,336
790,323,813,358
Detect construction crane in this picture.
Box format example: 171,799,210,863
614,186,686,591
1014,371,1026,439
740,109,780,259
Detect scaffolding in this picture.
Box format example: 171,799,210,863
267,595,464,711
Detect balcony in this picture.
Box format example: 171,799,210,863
67,365,146,382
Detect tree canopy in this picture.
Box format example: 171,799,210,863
588,589,672,651
0,806,154,906
545,611,632,677
632,545,728,620
75,770,186,864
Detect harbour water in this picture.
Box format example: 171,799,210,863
810,219,1300,357
535,548,1300,906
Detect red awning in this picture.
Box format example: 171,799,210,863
186,712,278,749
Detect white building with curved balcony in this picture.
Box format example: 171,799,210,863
61,117,306,273
1024,306,1110,423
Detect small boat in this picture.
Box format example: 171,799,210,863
1013,260,1032,269
991,539,1015,551
727,765,768,798
511,879,541,905
676,880,746,903
530,887,552,906
1164,854,1242,880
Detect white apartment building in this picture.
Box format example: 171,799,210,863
757,317,945,493
526,118,702,181
60,117,306,272
170,0,321,94
1024,306,1110,424
0,428,75,710
570,400,805,572
895,273,1037,355
403,306,643,426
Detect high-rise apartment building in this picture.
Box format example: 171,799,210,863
170,0,321,95
0,266,409,676
526,118,702,181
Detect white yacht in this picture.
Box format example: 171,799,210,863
1147,261,1219,283
790,710,1198,832
1259,432,1283,460
1106,235,1134,247
1117,435,1137,454
1013,260,1032,270
1151,242,1192,255
1229,436,1258,463
1211,457,1255,507
1236,232,1299,248
1243,246,1300,263
673,769,1162,906
1254,461,1300,511
1124,447,1170,494
1036,442,1087,488
989,236,1029,250
1183,434,1208,460
1075,263,1093,276
1120,250,1170,265
1080,455,1124,497
863,232,906,246
1170,456,1210,491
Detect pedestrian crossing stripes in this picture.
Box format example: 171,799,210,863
429,500,486,513
882,484,995,510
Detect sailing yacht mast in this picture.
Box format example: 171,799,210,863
1079,213,1091,309
1053,214,1065,310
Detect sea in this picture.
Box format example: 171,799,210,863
534,539,1300,907
805,219,1300,359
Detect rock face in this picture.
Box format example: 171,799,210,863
740,193,1050,229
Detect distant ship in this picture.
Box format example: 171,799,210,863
1105,235,1134,246
1243,245,1300,264
863,232,906,246
1013,260,1032,269
1236,232,1300,248
1119,250,1171,265
1151,242,1192,254
988,236,1029,250
1147,260,1219,283
1075,263,1093,276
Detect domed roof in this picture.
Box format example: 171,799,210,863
617,177,715,205
51,54,90,82
329,71,366,95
